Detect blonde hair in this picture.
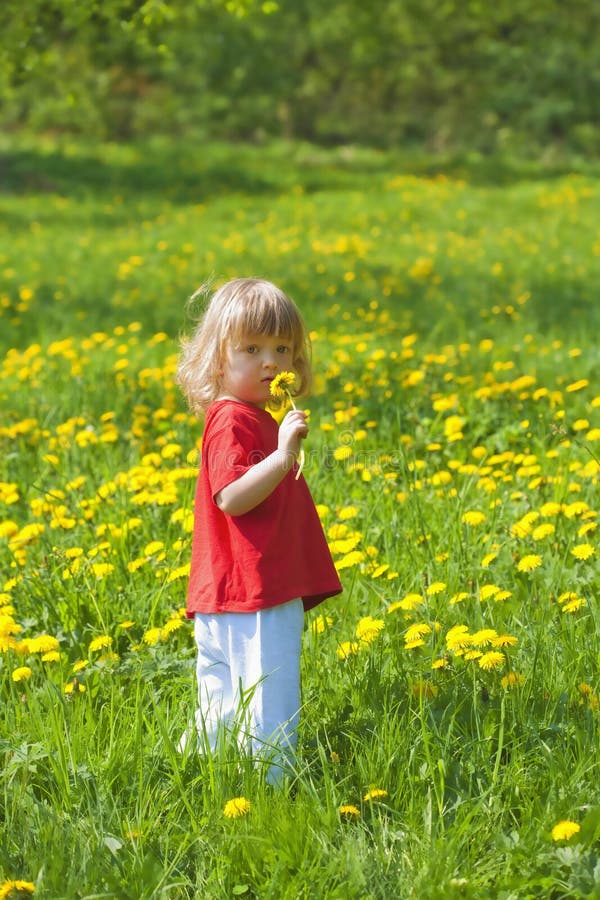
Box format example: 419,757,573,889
176,277,312,415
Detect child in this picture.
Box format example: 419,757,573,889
176,277,342,784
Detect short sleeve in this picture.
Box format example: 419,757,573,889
202,412,265,501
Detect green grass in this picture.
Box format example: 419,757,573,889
1,136,600,898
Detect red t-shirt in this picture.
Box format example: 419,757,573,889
186,399,343,616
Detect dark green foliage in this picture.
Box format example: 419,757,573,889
1,0,599,153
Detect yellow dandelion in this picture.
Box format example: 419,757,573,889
432,657,449,669
565,379,588,393
562,598,587,613
405,622,432,643
470,629,498,647
12,666,32,683
270,371,304,479
517,554,542,573
450,592,469,605
166,564,191,583
333,445,352,461
479,584,500,600
388,593,424,613
446,625,472,651
269,370,297,398
335,550,365,571
89,635,112,653
481,552,497,567
551,820,580,841
0,882,36,897
91,562,114,579
311,614,333,634
64,680,86,694
426,581,446,596
540,501,561,517
143,627,162,646
339,805,361,818
462,510,486,526
355,617,384,643
571,543,594,560
223,797,251,819
336,640,359,660
162,617,185,637
478,651,505,670
492,634,518,648
532,523,555,541
363,788,388,802
27,634,59,654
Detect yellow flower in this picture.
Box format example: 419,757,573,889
143,627,162,646
426,581,446,596
532,523,555,541
551,820,580,841
91,562,114,579
478,651,505,670
336,640,359,660
355,616,384,643
492,634,518,648
565,379,588,393
364,788,388,802
405,623,431,644
223,797,251,819
432,656,449,669
517,554,542,573
481,552,497,567
571,543,595,560
12,666,32,682
462,510,486,526
311,614,333,634
446,625,472,651
388,593,424,613
269,370,304,479
89,635,112,653
269,371,297,398
339,805,360,818
26,634,59,654
0,882,36,897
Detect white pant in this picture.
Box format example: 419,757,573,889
187,597,304,784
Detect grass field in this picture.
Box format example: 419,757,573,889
1,135,599,899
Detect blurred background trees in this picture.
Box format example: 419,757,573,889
1,0,598,154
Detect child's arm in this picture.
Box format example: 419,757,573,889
215,409,308,516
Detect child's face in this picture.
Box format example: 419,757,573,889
219,332,294,408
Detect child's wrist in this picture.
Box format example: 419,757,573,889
273,447,297,471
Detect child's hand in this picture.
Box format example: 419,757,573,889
277,409,308,459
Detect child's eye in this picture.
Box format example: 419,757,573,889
277,345,291,354
246,345,258,354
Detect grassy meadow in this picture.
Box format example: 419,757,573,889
1,135,600,899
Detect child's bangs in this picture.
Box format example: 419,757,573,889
228,292,302,346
